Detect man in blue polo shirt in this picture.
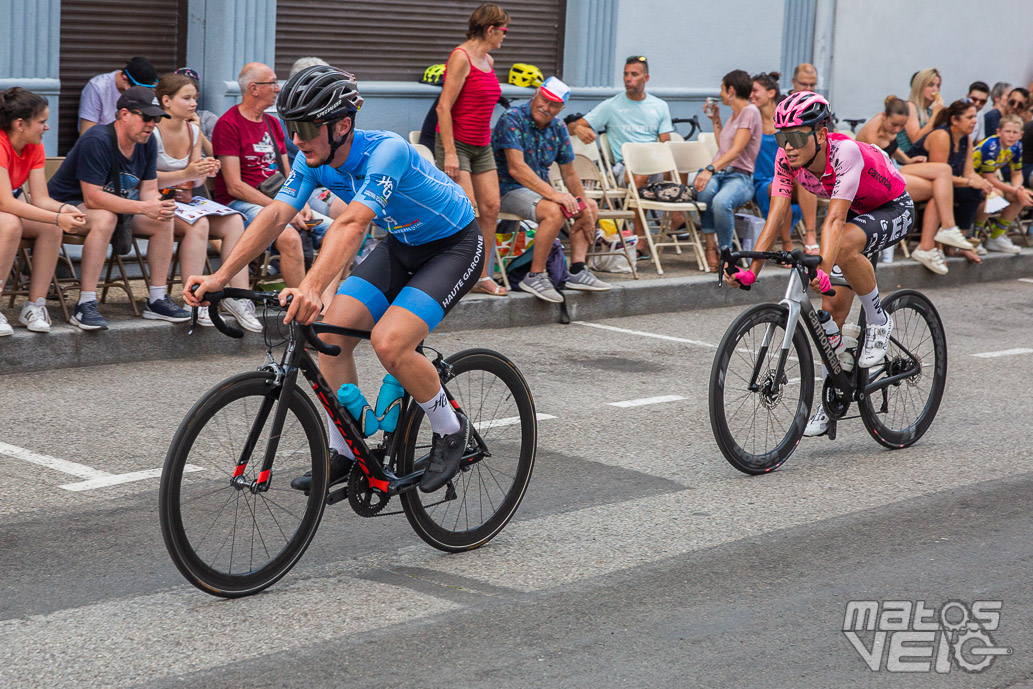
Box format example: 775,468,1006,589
492,76,611,302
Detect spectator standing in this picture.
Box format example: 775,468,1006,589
153,73,261,332
0,88,86,335
693,70,763,268
749,72,812,254
212,62,307,288
79,57,158,135
907,100,995,251
491,76,611,301
857,96,974,273
971,114,1032,253
898,68,943,155
435,3,509,296
48,86,190,330
789,63,818,94
966,81,991,142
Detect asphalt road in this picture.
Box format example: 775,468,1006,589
1,278,1032,689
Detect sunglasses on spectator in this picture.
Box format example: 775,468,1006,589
774,129,815,149
175,67,200,81
492,26,508,33
1008,99,1025,108
284,119,324,142
966,95,987,106
125,72,158,88
252,81,279,87
130,110,159,124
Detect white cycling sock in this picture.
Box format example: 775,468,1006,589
148,285,167,303
79,291,97,305
858,287,888,326
417,385,461,436
324,410,356,459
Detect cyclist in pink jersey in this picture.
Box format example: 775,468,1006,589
727,91,916,436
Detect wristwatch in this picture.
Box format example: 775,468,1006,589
705,165,716,173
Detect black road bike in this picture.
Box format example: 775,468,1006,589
708,249,947,474
159,289,537,597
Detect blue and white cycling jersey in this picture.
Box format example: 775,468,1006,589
275,129,475,246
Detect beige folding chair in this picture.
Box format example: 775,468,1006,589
572,155,638,277
571,135,625,206
408,131,421,145
698,132,718,158
667,131,685,142
622,142,708,273
412,142,435,163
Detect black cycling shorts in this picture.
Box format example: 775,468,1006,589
830,192,914,286
337,221,485,332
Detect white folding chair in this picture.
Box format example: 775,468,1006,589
698,132,718,158
412,142,435,163
408,130,421,145
573,155,638,277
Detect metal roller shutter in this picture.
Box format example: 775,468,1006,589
58,0,186,154
275,0,565,84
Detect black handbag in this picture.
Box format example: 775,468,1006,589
637,180,696,203
256,116,286,197
106,124,133,255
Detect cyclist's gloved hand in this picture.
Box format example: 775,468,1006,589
733,269,756,287
815,269,832,294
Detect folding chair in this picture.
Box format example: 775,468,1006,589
6,239,73,322
57,234,141,317
667,131,685,142
408,131,421,145
412,143,435,163
698,132,718,158
570,135,625,206
572,155,638,277
622,142,708,273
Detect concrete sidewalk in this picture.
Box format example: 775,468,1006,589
3,249,1032,374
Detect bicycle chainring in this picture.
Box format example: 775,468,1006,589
822,379,850,420
347,462,390,518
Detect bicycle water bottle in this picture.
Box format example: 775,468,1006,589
817,309,844,354
338,384,378,437
839,323,861,372
374,374,405,434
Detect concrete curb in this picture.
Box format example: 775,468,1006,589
3,250,1032,374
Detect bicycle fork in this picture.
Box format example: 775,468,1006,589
230,366,301,494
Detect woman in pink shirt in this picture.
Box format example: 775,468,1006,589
436,3,508,295
0,88,86,335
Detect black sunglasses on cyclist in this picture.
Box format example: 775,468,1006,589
774,129,814,149
284,119,324,142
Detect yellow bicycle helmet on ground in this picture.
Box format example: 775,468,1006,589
421,64,446,85
508,63,544,88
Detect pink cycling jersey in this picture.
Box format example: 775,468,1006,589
772,132,907,214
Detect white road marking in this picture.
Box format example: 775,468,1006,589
59,465,205,492
574,321,715,347
608,395,686,408
971,348,1033,359
0,441,110,480
1017,278,1033,284
473,413,556,432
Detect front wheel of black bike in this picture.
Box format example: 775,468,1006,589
159,371,329,597
398,349,537,552
858,290,947,449
709,303,815,474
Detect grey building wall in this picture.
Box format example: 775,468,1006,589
0,0,61,152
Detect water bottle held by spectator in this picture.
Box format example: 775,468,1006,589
338,384,378,437
374,374,405,433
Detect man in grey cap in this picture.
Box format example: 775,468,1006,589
49,86,189,330
79,56,159,134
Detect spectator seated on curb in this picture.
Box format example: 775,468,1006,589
492,77,611,302
971,114,1032,253
154,72,261,332
79,56,158,135
0,87,86,335
212,62,315,286
48,86,191,330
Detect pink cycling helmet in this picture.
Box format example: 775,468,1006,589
774,91,831,129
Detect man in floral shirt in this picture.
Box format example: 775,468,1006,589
491,77,611,301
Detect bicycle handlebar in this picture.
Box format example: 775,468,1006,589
671,116,702,140
190,286,343,356
718,247,836,296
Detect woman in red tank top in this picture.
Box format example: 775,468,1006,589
436,3,509,295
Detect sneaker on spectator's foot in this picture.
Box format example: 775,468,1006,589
195,306,214,327
0,312,12,337
985,234,1022,254
565,267,612,291
420,413,471,493
933,226,974,250
71,300,108,330
804,404,829,437
518,273,563,303
290,450,353,494
143,295,191,322
223,297,263,332
859,315,894,368
911,247,948,275
18,301,52,333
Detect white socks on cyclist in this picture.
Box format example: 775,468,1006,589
858,287,888,326
325,410,356,459
417,385,461,436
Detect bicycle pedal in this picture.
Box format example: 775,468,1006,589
326,486,348,505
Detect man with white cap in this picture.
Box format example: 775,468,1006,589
491,76,611,301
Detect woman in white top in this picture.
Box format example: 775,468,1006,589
154,73,260,331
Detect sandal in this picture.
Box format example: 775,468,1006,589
945,247,982,264
704,242,718,272
804,243,821,256
470,277,508,296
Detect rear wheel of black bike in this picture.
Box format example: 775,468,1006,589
709,303,814,474
398,349,536,552
159,371,329,597
858,290,947,449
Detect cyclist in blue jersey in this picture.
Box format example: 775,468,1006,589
185,66,484,493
